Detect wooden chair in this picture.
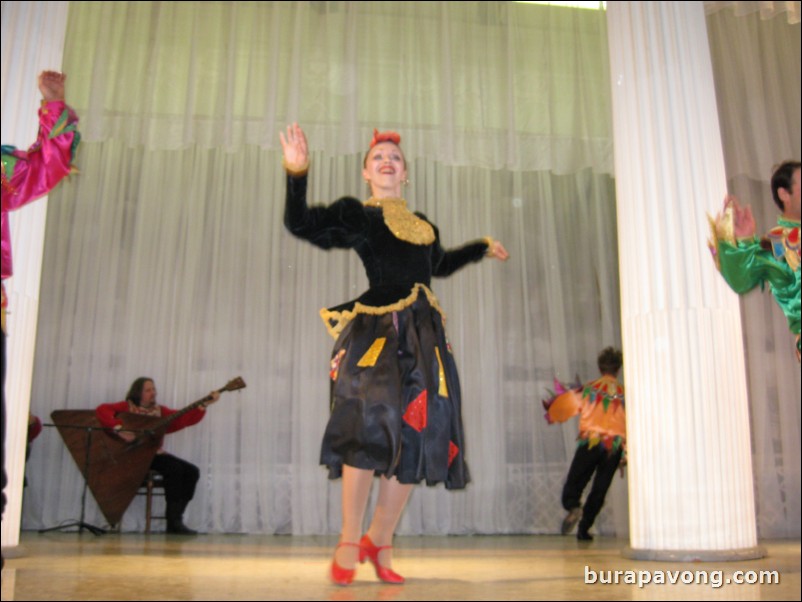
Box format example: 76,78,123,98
138,470,166,533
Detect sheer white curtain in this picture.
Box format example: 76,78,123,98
707,9,801,538
25,156,624,536
705,0,801,24
59,0,612,171
23,0,622,535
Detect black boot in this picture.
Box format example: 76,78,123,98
576,521,594,541
166,500,197,535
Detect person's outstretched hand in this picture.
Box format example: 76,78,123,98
488,240,510,261
279,122,309,172
724,194,756,239
38,71,66,102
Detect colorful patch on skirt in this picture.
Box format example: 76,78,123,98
403,390,428,432
357,337,386,367
330,349,346,381
448,441,459,467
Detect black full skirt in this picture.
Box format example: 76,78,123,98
320,290,470,490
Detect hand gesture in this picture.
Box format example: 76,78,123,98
38,71,66,102
724,195,756,238
488,240,510,261
279,123,308,172
199,390,221,410
118,430,136,443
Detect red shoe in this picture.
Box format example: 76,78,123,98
359,535,405,584
330,542,360,586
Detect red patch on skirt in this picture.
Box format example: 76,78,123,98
448,441,459,467
403,390,428,432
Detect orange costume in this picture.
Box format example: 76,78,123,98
543,373,626,539
544,374,626,453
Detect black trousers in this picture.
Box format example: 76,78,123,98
561,443,622,531
150,453,199,505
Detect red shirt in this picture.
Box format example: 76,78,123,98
95,400,206,451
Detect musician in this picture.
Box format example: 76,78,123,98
95,377,219,534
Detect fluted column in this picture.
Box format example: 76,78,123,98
1,1,70,553
607,2,762,560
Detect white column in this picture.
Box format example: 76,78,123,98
607,2,762,560
1,1,70,553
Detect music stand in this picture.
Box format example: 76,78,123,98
39,422,107,535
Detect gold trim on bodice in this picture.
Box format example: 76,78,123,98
320,283,446,339
364,197,435,245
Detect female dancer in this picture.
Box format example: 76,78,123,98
281,124,508,584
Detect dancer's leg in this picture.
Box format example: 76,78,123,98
365,475,413,568
334,464,374,569
579,448,622,535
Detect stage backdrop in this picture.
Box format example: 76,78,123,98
16,1,799,538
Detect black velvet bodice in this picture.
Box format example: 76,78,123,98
285,174,488,308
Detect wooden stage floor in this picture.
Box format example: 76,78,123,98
2,532,800,600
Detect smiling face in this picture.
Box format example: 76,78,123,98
362,142,408,199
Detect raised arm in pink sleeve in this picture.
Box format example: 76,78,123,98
2,100,80,280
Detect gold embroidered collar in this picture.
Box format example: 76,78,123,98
128,402,161,416
364,197,435,246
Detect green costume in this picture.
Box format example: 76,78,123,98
709,210,801,354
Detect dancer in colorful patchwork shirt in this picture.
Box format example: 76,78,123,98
1,71,80,568
708,160,801,361
543,347,625,541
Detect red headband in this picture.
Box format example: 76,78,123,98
370,129,401,148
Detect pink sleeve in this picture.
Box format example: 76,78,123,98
3,100,79,211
